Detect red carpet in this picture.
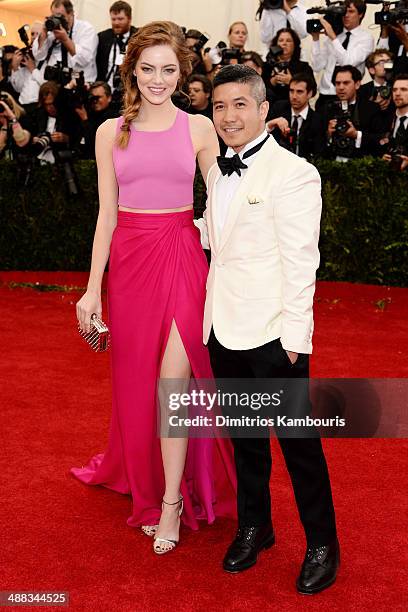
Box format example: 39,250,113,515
0,272,407,611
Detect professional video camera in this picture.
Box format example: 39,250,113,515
17,24,34,60
306,1,346,35
258,0,285,11
31,131,79,195
45,13,69,32
328,100,355,156
266,45,290,82
366,0,408,26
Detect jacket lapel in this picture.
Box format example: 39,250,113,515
217,138,276,254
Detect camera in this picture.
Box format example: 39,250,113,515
259,0,284,10
328,100,355,156
306,1,347,36
370,0,408,26
221,48,241,65
0,93,12,111
190,33,210,56
388,143,406,170
44,61,73,86
45,14,69,32
266,45,290,83
32,131,79,195
17,24,34,61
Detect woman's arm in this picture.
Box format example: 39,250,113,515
77,118,118,332
191,114,219,183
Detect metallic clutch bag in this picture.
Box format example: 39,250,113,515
78,313,110,352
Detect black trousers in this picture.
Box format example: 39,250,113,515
208,330,337,547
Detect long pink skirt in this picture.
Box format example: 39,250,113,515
71,210,237,529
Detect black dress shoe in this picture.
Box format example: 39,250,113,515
223,524,275,573
296,538,340,594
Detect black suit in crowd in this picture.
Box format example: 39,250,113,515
32,107,83,151
358,82,395,127
96,26,138,82
386,30,408,75
322,98,388,158
377,111,408,158
268,100,326,159
81,105,119,159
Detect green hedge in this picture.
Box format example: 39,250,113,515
0,158,407,286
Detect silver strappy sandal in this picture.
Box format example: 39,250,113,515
153,496,184,555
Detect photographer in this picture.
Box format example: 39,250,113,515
381,74,408,170
185,29,211,76
227,21,249,52
0,46,20,100
75,81,118,159
32,0,98,84
378,0,408,75
324,65,385,160
31,80,82,163
257,0,308,52
186,74,212,119
0,91,31,160
9,22,53,112
96,2,137,89
241,51,264,75
265,27,313,103
266,72,325,159
311,0,374,109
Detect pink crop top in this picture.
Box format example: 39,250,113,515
112,110,196,209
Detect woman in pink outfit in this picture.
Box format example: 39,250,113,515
74,21,236,554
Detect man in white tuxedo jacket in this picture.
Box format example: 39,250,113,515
195,65,339,593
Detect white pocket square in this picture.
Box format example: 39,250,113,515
247,194,264,205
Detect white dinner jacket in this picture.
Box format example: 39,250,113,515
196,136,322,353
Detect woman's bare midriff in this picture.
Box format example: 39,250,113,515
118,204,194,214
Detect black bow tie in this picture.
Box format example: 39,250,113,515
217,134,270,177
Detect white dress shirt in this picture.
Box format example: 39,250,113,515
32,18,98,83
216,130,269,234
10,66,44,105
378,23,408,59
260,2,308,52
311,26,374,96
107,30,130,88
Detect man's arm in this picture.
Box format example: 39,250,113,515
274,161,322,354
66,21,98,67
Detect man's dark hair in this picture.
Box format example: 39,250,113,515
213,64,266,106
393,73,408,83
240,51,264,70
90,81,112,97
271,28,301,63
365,49,393,70
332,65,362,85
51,0,74,14
290,72,317,97
38,80,60,106
110,1,132,18
345,0,366,20
185,29,202,41
187,74,212,95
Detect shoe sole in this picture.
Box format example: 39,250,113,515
223,534,276,574
296,573,337,595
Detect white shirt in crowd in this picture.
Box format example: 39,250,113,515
10,65,44,105
216,130,269,234
311,26,374,96
32,18,98,83
106,30,130,88
377,23,408,59
259,3,308,52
